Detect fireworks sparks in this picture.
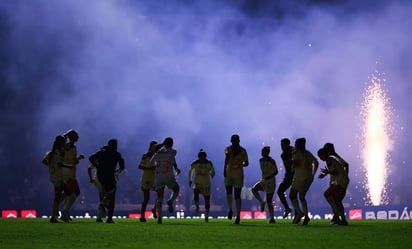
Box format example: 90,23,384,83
360,71,394,206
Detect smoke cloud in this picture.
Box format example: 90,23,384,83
1,0,411,211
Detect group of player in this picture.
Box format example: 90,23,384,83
43,130,125,224
42,130,349,226
42,129,85,223
136,134,349,225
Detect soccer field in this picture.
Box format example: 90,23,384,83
0,218,411,249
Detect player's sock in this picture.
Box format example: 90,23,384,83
235,198,241,221
268,205,275,222
260,201,266,212
157,201,163,221
195,201,200,216
226,194,233,219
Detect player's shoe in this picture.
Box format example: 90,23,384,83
96,218,103,223
303,216,310,225
268,218,276,224
157,217,162,224
139,217,147,223
283,208,292,218
49,216,59,223
234,217,240,225
106,218,116,224
260,201,266,212
167,200,173,213
227,210,233,220
330,215,340,225
60,211,70,223
338,219,348,226
292,212,304,224
151,208,157,219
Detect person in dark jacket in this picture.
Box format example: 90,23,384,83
89,139,125,223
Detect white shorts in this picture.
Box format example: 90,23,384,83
155,174,179,190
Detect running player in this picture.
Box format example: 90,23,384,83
277,138,294,218
150,137,181,224
289,137,319,225
224,134,249,224
138,141,160,222
60,129,84,222
89,139,125,223
251,146,278,224
42,135,66,223
188,149,215,222
318,146,349,225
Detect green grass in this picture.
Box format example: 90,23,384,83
0,218,411,249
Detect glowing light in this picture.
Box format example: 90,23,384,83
360,72,394,205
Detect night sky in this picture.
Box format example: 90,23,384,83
1,0,411,214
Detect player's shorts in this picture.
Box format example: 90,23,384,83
193,183,211,196
141,179,155,191
224,175,244,189
155,174,179,190
254,178,276,194
65,178,81,196
324,184,347,202
291,177,313,193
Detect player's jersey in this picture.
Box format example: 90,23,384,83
48,150,64,185
280,146,294,178
259,156,278,179
89,146,125,191
62,145,77,180
328,155,350,188
151,146,177,178
139,153,155,188
224,146,248,177
292,150,317,181
189,160,215,187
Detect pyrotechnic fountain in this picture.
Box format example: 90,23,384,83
360,71,394,206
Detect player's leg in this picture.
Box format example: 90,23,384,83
204,194,210,222
277,178,292,217
140,188,150,222
106,189,116,223
252,181,265,212
289,187,303,223
166,181,180,213
151,192,158,219
96,190,106,222
324,185,339,224
335,186,348,225
266,192,275,223
156,187,165,224
299,189,310,225
193,188,200,215
50,184,63,223
93,178,105,222
234,187,242,224
225,183,234,220
62,178,80,222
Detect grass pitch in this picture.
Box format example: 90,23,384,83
0,218,411,249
